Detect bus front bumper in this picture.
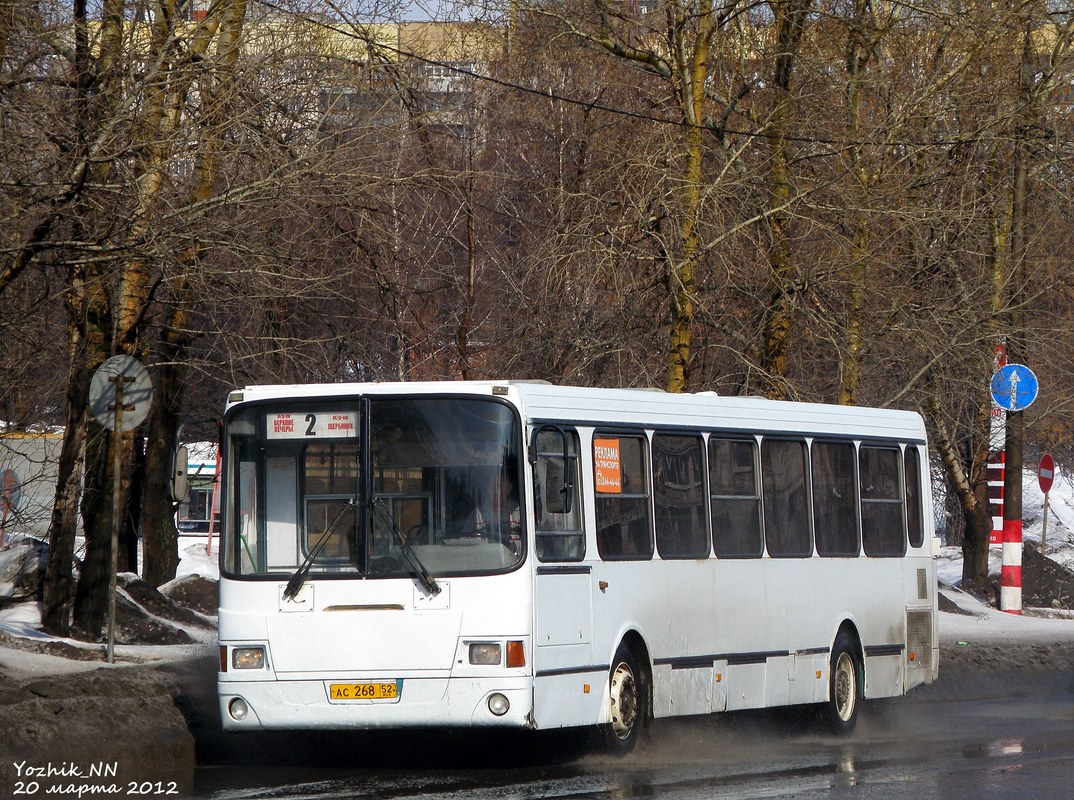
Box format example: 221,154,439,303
218,675,534,731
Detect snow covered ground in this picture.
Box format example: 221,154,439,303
0,537,219,677
939,585,1074,643
935,464,1074,584
173,536,221,582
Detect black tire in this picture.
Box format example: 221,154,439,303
601,641,647,754
824,631,862,734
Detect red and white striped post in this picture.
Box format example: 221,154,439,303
987,436,1005,547
989,341,1025,615
988,342,1007,548
992,358,1037,615
1000,517,1022,615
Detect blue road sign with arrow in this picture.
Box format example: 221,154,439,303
990,363,1038,412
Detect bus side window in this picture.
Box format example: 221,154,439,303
905,446,924,549
860,445,906,557
653,433,708,558
761,439,812,558
594,434,653,560
709,438,763,558
811,440,859,557
533,429,584,561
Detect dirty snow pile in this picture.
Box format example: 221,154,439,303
0,536,219,676
935,466,1074,609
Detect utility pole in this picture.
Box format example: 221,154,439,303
1000,29,1034,615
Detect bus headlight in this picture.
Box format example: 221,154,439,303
487,693,510,716
232,646,266,670
469,643,501,665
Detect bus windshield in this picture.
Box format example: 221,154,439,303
222,396,524,580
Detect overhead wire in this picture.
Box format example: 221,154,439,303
247,0,1022,150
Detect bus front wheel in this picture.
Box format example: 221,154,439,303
602,642,646,754
824,631,861,734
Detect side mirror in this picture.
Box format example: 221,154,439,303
170,445,189,504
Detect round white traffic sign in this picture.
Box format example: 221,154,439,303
88,356,154,430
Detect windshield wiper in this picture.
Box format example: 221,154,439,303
283,499,355,602
372,497,441,596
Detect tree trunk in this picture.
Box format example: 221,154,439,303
961,492,994,594
664,2,714,395
666,117,702,394
926,392,992,593
999,25,1035,601
41,323,91,635
141,334,186,588
457,167,478,381
140,0,248,584
66,255,112,638
839,1,878,406
758,0,812,400
72,423,119,638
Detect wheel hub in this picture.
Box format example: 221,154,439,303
609,662,638,739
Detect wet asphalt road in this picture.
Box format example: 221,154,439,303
193,687,1074,800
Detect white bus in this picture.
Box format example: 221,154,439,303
216,381,938,751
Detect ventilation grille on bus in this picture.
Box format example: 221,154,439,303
906,610,933,670
917,568,929,601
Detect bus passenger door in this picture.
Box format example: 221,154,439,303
531,427,599,729
533,565,595,728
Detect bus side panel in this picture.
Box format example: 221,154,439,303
766,558,831,707
652,663,714,717
831,559,906,701
766,558,908,706
532,672,606,730
904,551,940,691
535,570,593,647
591,560,727,720
712,560,771,712
863,651,904,699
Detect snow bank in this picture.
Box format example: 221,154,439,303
0,539,217,677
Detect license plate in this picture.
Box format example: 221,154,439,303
328,681,399,701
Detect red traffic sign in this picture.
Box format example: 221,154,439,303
1038,453,1056,494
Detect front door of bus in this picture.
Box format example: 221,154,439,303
530,427,598,728
534,564,596,728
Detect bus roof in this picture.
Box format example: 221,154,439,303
227,381,926,443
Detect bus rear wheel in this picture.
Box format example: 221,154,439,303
602,642,646,754
824,632,861,734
